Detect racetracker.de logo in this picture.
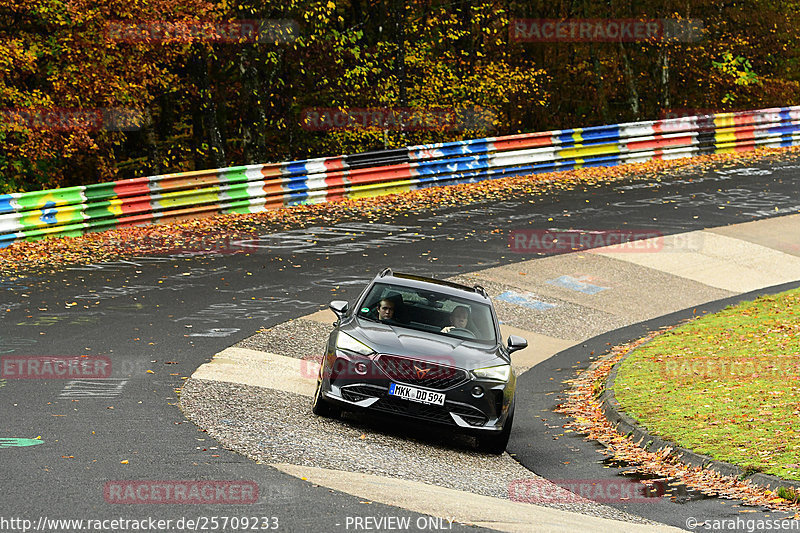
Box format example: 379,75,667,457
508,229,663,254
658,356,800,382
1,356,112,379
660,108,720,120
300,106,495,132
104,481,259,504
0,108,145,132
299,353,460,382
509,478,664,504
106,19,297,44
509,18,703,43
107,234,260,256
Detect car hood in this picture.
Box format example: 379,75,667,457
342,318,506,370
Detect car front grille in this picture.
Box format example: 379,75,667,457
375,354,469,390
370,397,489,427
371,396,455,425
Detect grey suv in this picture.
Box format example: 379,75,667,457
311,268,527,454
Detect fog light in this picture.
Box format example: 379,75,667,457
332,358,348,376
354,362,368,375
471,386,484,398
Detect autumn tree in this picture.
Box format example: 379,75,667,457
1,0,798,193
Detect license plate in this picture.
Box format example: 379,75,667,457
388,383,445,406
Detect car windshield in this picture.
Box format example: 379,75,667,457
357,282,497,343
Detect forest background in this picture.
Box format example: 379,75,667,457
1,0,798,193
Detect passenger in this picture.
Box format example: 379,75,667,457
442,305,470,333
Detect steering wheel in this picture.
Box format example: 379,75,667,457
447,327,476,339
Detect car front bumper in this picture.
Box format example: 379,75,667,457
319,351,514,432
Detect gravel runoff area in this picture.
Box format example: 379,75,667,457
179,310,660,525
180,379,656,525
234,318,331,361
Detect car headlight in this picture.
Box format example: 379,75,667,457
336,331,374,356
473,364,511,382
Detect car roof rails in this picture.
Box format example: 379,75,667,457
473,285,488,298
378,267,393,278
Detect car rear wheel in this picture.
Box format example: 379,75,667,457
477,403,514,454
311,381,341,418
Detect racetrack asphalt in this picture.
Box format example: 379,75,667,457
183,212,800,532
2,152,800,532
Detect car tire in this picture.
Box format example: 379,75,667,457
311,381,340,418
477,403,514,454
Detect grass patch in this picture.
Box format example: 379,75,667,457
615,288,800,481
777,486,800,504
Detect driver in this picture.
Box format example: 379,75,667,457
377,298,396,321
441,305,470,333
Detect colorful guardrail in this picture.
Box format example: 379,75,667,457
2,106,800,248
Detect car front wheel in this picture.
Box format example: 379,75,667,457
311,381,341,418
477,404,514,454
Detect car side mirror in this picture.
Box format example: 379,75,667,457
507,335,528,353
329,300,349,318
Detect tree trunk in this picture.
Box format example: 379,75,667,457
456,0,475,74
659,48,670,111
590,45,611,124
619,42,640,120
239,45,269,164
393,0,406,144
142,109,161,176
190,46,226,169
